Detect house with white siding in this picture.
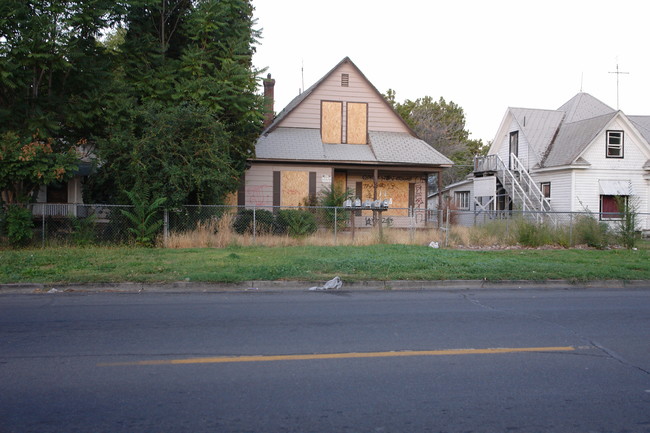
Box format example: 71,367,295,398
238,57,453,227
436,92,650,232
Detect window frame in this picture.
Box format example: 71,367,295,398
606,130,624,159
599,194,627,220
540,182,551,199
454,191,470,210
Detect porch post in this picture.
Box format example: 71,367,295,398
373,169,378,227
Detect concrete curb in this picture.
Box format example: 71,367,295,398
0,280,648,294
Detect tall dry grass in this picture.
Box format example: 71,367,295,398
162,212,525,249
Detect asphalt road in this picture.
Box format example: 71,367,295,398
1,289,649,433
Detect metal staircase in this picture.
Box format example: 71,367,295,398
474,154,553,219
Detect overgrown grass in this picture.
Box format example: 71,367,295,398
1,245,648,285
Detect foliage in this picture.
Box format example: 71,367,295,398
5,205,34,247
232,209,275,235
318,185,352,230
0,0,122,183
384,90,489,185
120,189,167,247
88,101,240,207
573,215,610,249
514,219,556,248
615,196,641,249
85,0,263,206
275,209,318,237
70,215,97,247
0,132,79,204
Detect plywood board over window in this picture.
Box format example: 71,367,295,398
281,171,308,207
347,102,368,144
321,101,342,144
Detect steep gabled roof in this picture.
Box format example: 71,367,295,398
255,56,453,167
542,111,617,167
262,56,416,137
510,107,565,164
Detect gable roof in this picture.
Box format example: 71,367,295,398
495,92,624,168
255,57,453,168
262,57,416,136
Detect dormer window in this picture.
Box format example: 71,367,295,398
606,130,624,158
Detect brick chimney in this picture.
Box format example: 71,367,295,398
263,73,275,128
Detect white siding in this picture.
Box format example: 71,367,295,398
575,120,650,218
279,63,409,134
530,170,572,212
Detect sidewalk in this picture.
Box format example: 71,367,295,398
1,279,649,294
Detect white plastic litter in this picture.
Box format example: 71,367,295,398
308,276,343,291
47,288,59,294
429,241,439,248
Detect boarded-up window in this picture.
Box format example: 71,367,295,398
321,101,342,144
281,171,308,207
347,102,367,144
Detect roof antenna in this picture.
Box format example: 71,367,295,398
301,59,305,94
609,60,629,110
580,72,583,92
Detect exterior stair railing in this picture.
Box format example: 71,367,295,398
474,154,553,221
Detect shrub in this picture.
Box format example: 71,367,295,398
573,215,610,249
276,209,318,237
232,209,274,235
120,190,167,247
318,185,352,230
6,205,33,248
71,215,97,246
515,219,554,247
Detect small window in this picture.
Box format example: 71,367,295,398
341,73,349,87
600,195,627,220
540,182,551,199
454,191,470,210
606,130,624,158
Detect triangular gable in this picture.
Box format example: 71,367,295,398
542,112,616,167
262,57,416,137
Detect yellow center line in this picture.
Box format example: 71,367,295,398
98,346,576,367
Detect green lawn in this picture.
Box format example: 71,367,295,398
1,245,649,285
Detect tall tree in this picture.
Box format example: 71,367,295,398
0,0,121,204
384,90,488,185
87,0,264,206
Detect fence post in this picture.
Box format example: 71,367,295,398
163,209,169,246
252,206,256,244
569,213,573,247
42,211,45,248
333,207,337,244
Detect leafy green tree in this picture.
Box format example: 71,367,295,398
88,102,240,207
0,132,79,205
87,0,264,205
0,0,122,142
384,90,488,185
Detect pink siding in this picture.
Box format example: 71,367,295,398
278,63,409,134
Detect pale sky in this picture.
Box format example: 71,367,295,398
252,0,650,144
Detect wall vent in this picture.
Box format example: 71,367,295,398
341,73,349,87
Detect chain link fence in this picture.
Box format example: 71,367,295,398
0,204,647,248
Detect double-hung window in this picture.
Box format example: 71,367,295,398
606,130,624,158
454,191,470,210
